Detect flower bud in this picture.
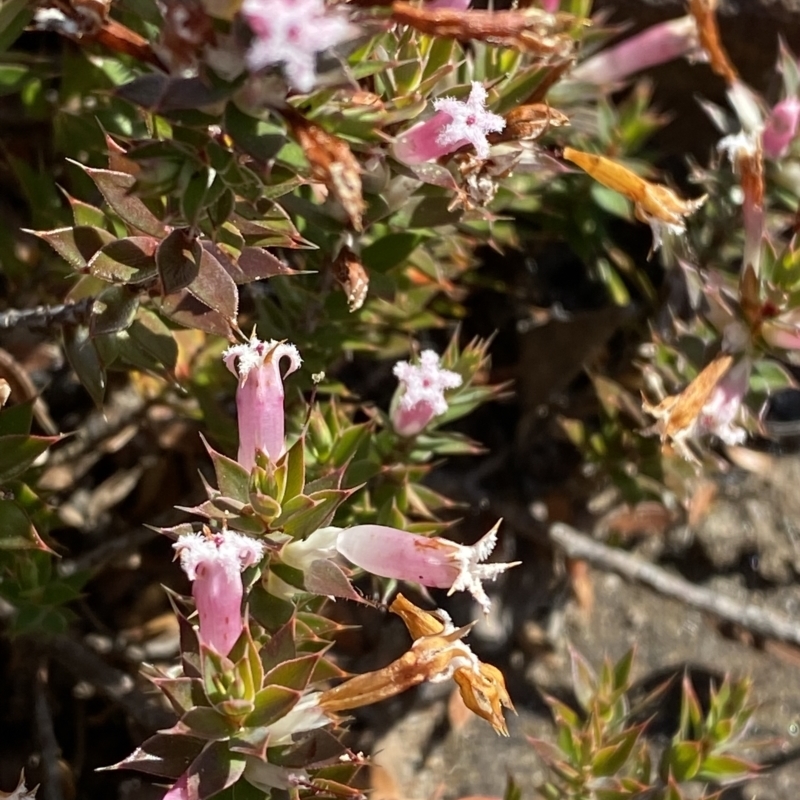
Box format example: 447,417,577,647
173,530,265,656
763,97,800,159
390,349,462,437
223,337,301,472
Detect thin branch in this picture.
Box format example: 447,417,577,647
0,298,93,331
34,662,65,800
43,634,176,732
550,522,800,648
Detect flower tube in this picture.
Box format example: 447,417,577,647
336,522,519,613
223,337,301,472
572,16,701,85
173,530,265,656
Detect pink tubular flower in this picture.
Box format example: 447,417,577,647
695,358,750,445
393,82,505,164
223,337,301,472
571,16,700,85
241,0,355,92
391,349,462,437
336,522,519,613
762,97,800,159
173,531,265,656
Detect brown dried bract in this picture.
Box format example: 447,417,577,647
390,2,577,62
286,110,365,232
332,247,369,312
563,147,706,231
489,104,570,144
643,353,733,445
689,0,737,84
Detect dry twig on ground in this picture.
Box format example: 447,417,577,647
550,522,800,647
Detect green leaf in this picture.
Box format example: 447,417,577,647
245,685,300,728
0,498,50,550
591,726,642,777
0,434,59,484
665,740,703,781
0,0,33,55
90,286,140,336
180,707,239,741
0,400,33,437
63,325,106,406
281,489,352,540
204,437,251,504
361,231,427,272
697,753,758,781
224,102,286,162
613,649,635,692
264,653,321,691
330,422,372,468
127,308,178,372
283,438,305,503
569,647,598,712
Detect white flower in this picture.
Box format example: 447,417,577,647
242,0,355,92
433,82,506,160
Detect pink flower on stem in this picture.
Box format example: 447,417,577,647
336,522,520,613
762,97,800,159
391,350,462,437
695,358,750,445
571,16,700,85
173,530,265,656
241,0,355,92
223,337,301,472
393,82,505,164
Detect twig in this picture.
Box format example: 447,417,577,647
0,299,93,331
44,634,176,732
34,662,65,800
550,522,800,648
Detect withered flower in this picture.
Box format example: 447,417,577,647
563,147,706,250
318,595,514,736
